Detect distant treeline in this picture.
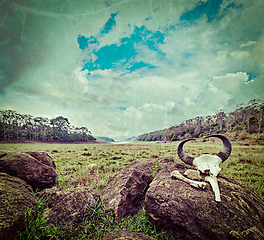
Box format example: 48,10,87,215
0,110,96,142
138,99,264,141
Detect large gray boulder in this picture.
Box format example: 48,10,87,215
144,164,264,240
100,157,174,222
0,152,58,190
36,187,100,227
0,172,37,240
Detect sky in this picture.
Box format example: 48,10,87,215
0,0,264,141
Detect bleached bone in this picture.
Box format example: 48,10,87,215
177,134,232,202
171,170,206,189
177,134,231,177
178,134,232,202
193,155,222,176
205,175,221,202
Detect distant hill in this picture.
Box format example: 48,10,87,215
95,136,115,142
125,136,138,142
137,99,264,142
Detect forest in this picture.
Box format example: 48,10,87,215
138,99,264,142
0,110,96,142
1,99,264,143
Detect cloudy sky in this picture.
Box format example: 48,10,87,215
1,0,264,140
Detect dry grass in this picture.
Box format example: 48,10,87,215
0,139,263,199
1,139,264,239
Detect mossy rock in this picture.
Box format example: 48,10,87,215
0,172,37,240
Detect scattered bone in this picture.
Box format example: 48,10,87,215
205,175,221,202
183,169,202,181
171,170,206,189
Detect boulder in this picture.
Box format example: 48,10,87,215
230,226,264,240
25,151,56,169
103,229,157,240
36,187,100,227
36,187,67,209
101,168,151,222
100,157,174,222
0,172,37,240
144,164,264,240
0,152,58,190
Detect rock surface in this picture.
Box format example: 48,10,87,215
0,152,58,190
100,157,174,222
230,226,264,240
25,151,56,169
103,229,157,240
183,169,202,181
36,187,67,209
37,187,100,227
0,172,37,240
145,164,264,240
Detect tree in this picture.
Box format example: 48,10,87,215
256,101,264,132
0,110,95,142
24,114,34,140
214,110,226,131
50,116,71,141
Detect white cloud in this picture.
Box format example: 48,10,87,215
74,68,89,85
1,0,264,141
230,51,250,60
240,41,257,48
184,97,195,107
212,72,249,92
87,101,178,139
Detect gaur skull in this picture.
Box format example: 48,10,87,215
176,134,232,202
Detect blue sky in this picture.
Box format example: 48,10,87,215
0,0,264,140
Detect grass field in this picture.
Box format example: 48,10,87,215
1,138,264,239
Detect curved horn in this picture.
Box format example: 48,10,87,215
204,134,232,162
177,138,196,165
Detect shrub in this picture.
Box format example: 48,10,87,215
237,131,251,140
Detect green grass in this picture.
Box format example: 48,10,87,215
1,138,263,239
19,196,173,240
19,197,60,240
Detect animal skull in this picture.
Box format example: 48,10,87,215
176,134,232,202
193,155,222,176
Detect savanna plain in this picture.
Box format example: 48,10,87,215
1,138,264,239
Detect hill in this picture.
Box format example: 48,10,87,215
95,136,115,142
138,99,264,142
